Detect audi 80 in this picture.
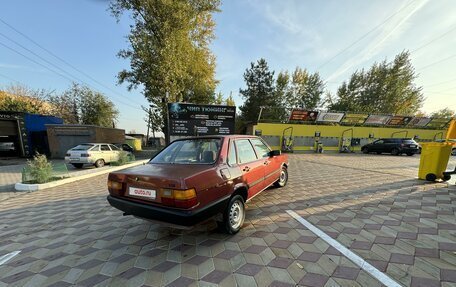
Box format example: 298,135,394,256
107,135,288,234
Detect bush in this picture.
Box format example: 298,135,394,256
26,153,53,184
112,151,135,166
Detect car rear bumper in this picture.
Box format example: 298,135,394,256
107,195,230,226
64,157,95,164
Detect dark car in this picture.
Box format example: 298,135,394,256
107,135,288,234
115,143,134,152
361,138,420,156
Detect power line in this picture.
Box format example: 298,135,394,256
0,39,142,111
425,77,456,88
411,23,456,53
417,53,456,71
0,40,75,83
0,17,145,109
316,0,415,71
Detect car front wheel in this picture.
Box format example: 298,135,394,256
219,195,245,234
274,167,288,187
391,148,400,156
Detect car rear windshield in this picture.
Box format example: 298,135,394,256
72,144,94,151
151,138,221,164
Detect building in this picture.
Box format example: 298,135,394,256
46,124,125,158
0,111,63,157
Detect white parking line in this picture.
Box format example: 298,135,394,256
286,210,401,287
0,250,20,266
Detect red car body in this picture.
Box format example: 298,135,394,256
107,135,288,233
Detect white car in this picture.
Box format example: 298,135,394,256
65,143,122,168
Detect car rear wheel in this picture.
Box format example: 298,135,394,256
72,163,83,169
406,152,414,156
274,167,288,187
95,159,105,168
361,147,369,154
391,148,400,156
219,195,245,234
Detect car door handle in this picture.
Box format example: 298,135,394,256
264,161,270,165
242,166,250,172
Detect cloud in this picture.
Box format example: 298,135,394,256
325,0,430,82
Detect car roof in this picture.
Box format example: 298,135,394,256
173,135,258,141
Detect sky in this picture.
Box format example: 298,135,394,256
0,0,455,135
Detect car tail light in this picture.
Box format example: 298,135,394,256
160,188,198,209
108,180,123,192
81,153,90,157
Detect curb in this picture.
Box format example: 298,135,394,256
14,159,149,192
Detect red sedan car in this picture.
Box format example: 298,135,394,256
107,135,288,234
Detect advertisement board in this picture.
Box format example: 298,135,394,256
426,118,451,129
289,109,318,121
316,112,345,123
407,117,432,127
386,116,413,126
168,103,236,136
341,113,368,124
364,114,391,125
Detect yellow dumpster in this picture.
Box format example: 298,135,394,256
418,142,452,181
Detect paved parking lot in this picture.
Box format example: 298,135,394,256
0,154,455,286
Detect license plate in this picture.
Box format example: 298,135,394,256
410,145,416,148
129,187,156,199
70,158,79,161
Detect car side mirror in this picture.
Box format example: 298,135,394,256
269,150,281,157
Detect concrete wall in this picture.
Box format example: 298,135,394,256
253,122,448,152
46,125,125,158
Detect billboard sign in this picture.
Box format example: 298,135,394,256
341,113,368,124
407,117,432,127
316,112,345,123
386,116,413,126
289,109,318,121
364,114,391,125
426,118,451,129
167,103,236,136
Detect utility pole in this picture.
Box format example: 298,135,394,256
146,107,151,147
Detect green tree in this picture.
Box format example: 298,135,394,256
214,92,224,105
240,58,284,122
110,0,220,137
281,68,325,110
329,51,423,114
48,83,118,127
225,92,235,106
430,108,455,118
0,84,54,115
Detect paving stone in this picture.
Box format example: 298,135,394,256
332,266,360,280
410,276,440,287
299,272,329,287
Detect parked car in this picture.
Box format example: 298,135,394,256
361,138,420,156
107,135,288,234
65,143,122,168
114,143,134,152
0,142,16,152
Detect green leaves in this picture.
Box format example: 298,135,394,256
329,51,424,114
110,0,220,127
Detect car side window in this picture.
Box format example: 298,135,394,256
235,139,258,164
91,145,100,151
250,138,270,158
101,144,110,151
227,140,237,165
375,140,384,144
110,144,121,151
